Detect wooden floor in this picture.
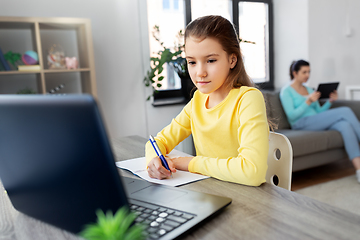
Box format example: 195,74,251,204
291,158,355,191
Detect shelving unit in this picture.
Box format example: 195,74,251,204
0,16,97,96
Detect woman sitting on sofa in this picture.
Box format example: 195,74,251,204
280,59,360,183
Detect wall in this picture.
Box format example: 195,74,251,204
309,0,360,99
271,0,360,100
273,0,309,89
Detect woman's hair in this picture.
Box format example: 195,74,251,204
184,15,254,89
289,60,310,80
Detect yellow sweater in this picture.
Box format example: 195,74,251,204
145,86,269,186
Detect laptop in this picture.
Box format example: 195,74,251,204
0,94,231,239
316,82,339,99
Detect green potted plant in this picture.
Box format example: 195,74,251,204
80,207,145,240
143,25,192,101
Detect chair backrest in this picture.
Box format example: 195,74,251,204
266,132,293,190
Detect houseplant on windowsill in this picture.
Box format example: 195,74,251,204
143,25,194,101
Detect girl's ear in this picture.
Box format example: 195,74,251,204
230,54,237,69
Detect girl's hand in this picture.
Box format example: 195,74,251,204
147,157,176,180
329,90,338,102
306,91,321,105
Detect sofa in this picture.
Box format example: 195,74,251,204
262,90,360,172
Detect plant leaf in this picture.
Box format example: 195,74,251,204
123,225,146,240
79,207,145,240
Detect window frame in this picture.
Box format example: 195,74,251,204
152,0,274,106
232,0,274,90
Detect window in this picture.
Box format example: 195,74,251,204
233,0,273,89
146,0,273,106
163,0,170,9
190,0,232,21
174,0,179,10
239,2,269,82
147,0,186,92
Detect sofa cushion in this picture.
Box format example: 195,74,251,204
276,129,344,157
262,90,291,129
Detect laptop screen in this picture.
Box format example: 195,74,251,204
0,94,128,233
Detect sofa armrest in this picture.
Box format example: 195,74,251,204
330,100,360,120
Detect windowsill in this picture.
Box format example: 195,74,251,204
152,96,187,107
152,89,189,107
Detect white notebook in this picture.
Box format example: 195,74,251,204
116,149,209,187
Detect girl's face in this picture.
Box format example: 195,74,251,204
293,66,310,83
185,36,237,98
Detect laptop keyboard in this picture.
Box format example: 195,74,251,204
130,200,196,239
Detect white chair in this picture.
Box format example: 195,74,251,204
266,132,293,190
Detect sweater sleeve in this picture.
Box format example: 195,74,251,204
145,101,192,164
188,90,269,186
280,86,310,123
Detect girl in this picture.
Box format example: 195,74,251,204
145,15,269,186
280,59,360,182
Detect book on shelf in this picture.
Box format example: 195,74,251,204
0,48,11,71
18,65,41,71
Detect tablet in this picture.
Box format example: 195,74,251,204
316,82,339,99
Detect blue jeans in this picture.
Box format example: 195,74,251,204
292,107,360,160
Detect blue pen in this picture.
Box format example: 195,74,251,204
149,135,172,176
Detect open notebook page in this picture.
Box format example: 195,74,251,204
116,149,209,187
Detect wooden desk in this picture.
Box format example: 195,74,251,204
1,135,360,239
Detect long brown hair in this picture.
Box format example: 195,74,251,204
184,15,254,90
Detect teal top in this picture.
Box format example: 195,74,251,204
279,84,332,127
